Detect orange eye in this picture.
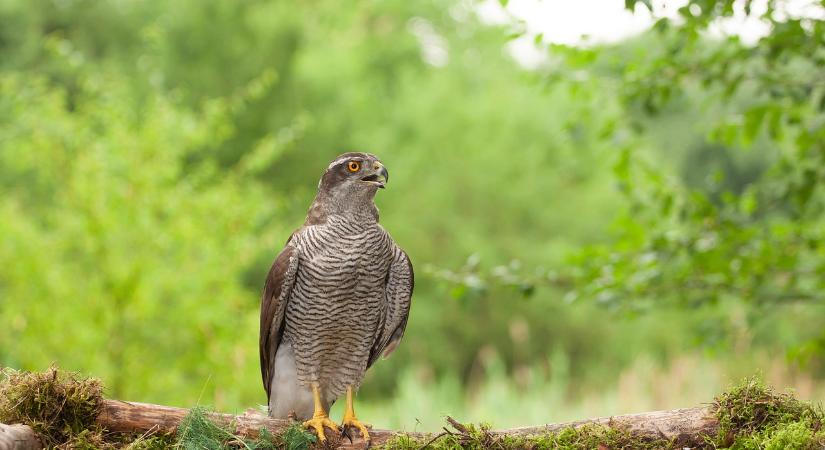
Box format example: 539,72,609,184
347,161,361,172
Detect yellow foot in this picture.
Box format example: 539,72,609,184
341,414,371,445
303,414,338,442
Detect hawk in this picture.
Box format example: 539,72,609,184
259,152,414,444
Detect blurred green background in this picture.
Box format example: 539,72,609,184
1,0,824,431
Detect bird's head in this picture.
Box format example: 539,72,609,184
306,152,389,224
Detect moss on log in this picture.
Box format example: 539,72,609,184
3,400,717,449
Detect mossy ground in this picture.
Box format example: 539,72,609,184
0,366,176,449
1,368,823,449
381,419,673,450
710,377,825,449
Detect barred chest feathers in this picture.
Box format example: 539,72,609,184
282,218,395,397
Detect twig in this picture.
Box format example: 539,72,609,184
417,431,446,450
445,416,469,435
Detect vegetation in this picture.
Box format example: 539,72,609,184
176,407,313,450
2,368,823,449
712,377,825,449
0,366,175,449
382,423,674,450
572,0,825,322
1,0,823,432
0,367,103,447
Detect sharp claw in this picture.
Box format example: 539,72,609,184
341,419,371,446
340,425,353,444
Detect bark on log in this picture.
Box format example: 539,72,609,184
98,400,718,448
497,406,717,447
97,400,399,448
3,400,719,449
0,424,42,450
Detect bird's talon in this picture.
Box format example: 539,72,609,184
303,415,338,442
341,416,371,444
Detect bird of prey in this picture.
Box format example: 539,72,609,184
259,152,414,444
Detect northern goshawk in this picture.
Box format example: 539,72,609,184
259,152,414,444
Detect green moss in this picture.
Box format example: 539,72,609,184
711,376,825,449
0,367,177,449
380,433,423,450
379,420,672,449
57,429,108,449
535,424,673,449
119,433,178,450
744,419,823,450
0,366,104,447
278,424,318,450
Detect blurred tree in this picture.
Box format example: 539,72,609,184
1,0,644,409
591,0,825,339
0,51,289,405
440,0,825,367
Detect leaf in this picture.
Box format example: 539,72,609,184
742,105,769,147
626,0,652,11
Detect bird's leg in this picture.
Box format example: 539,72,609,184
302,383,338,442
340,385,370,445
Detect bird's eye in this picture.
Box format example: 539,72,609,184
347,161,361,172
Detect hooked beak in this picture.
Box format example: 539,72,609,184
361,162,389,189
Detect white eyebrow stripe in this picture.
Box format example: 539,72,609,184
327,157,352,169
326,153,378,170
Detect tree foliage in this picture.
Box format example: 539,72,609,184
584,0,825,356
443,0,825,365
601,0,825,311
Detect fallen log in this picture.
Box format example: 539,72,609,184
99,400,718,448
97,400,405,448
2,400,719,449
0,424,42,450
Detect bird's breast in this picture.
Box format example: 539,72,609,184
289,223,393,321
281,222,397,395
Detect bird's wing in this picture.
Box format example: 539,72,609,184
259,242,299,401
368,247,414,368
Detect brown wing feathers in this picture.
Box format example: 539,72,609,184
259,245,298,400
368,248,414,368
